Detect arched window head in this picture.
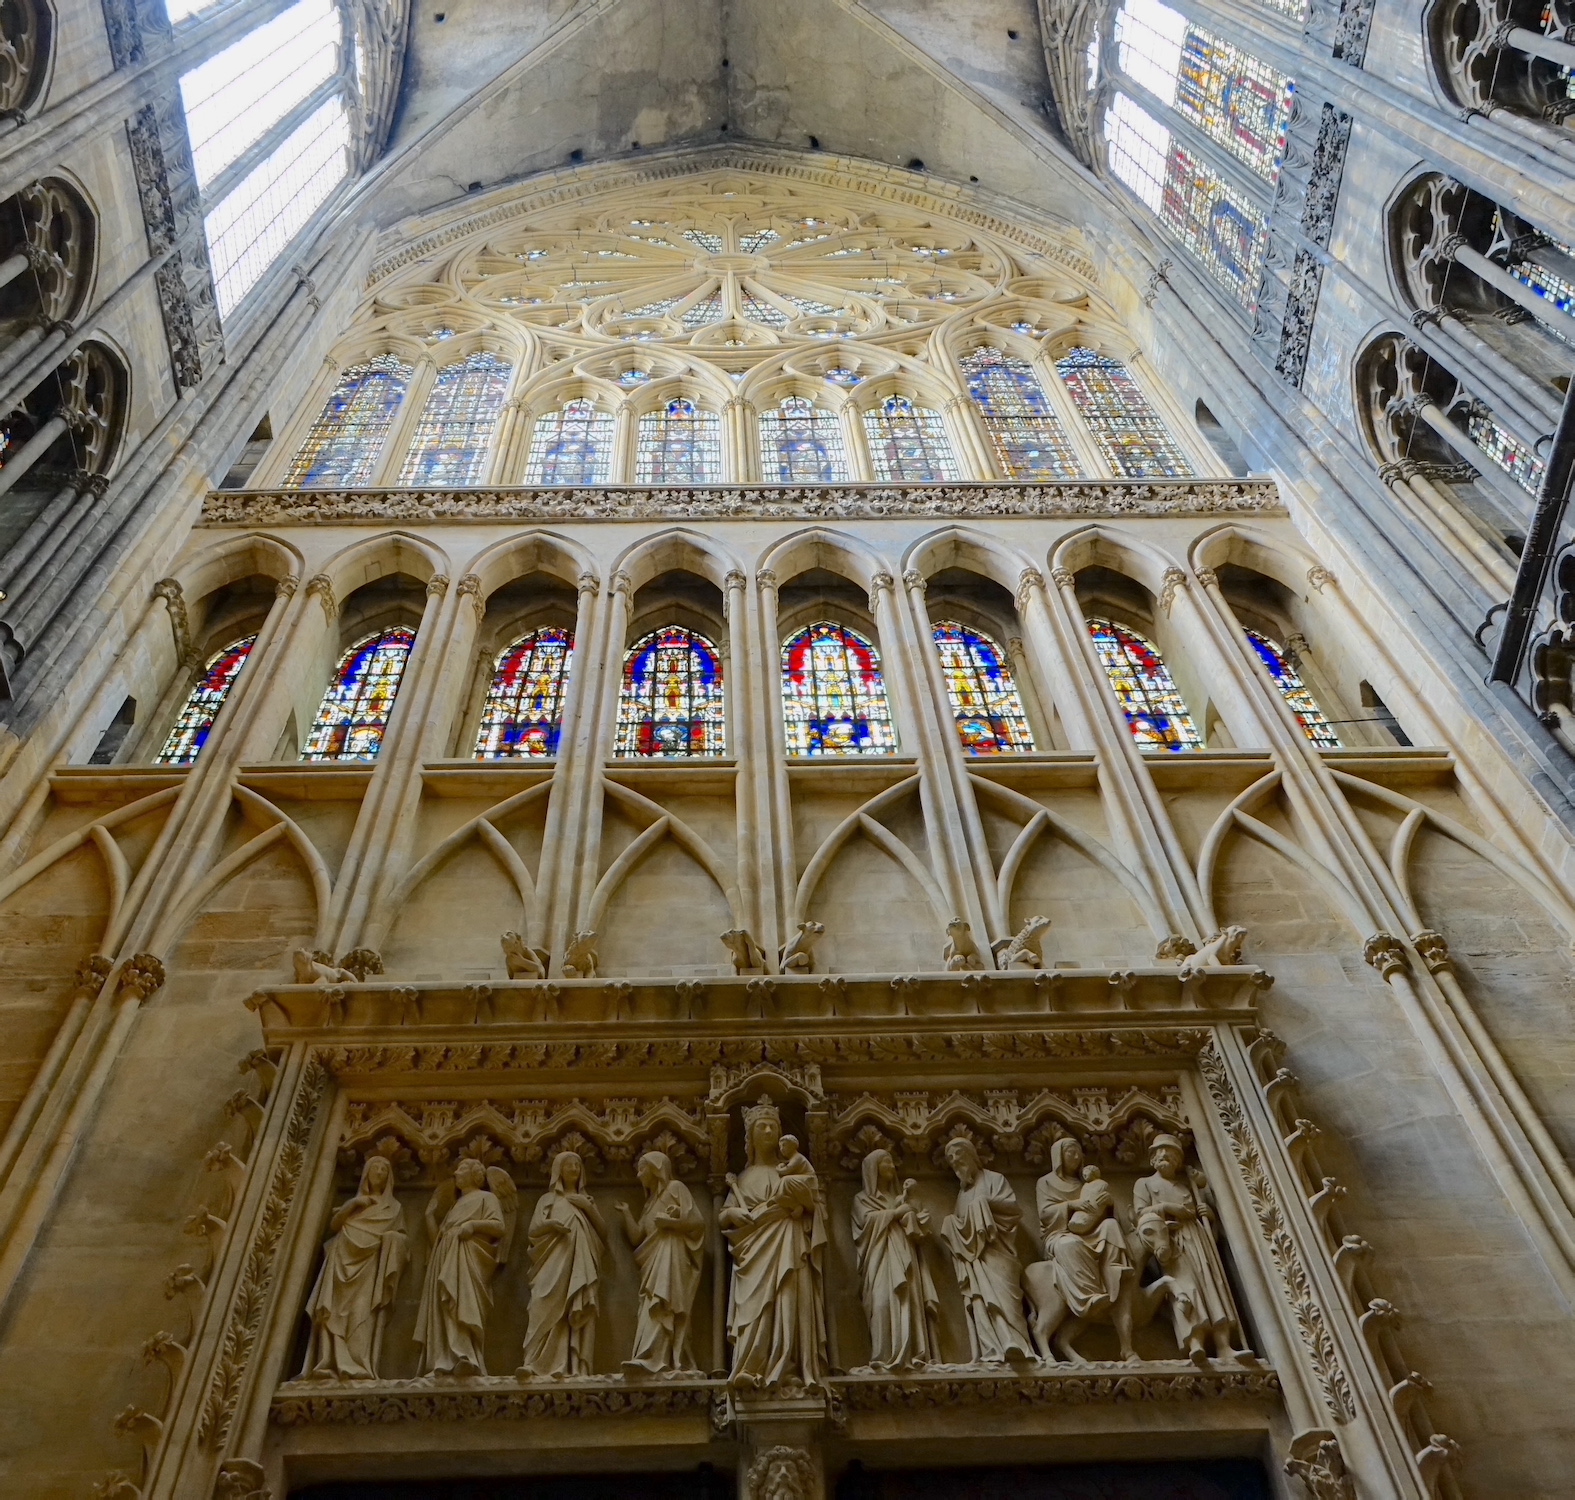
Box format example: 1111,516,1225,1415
1056,348,1193,478
759,396,850,482
156,636,256,765
782,622,896,756
524,399,614,484
476,628,575,758
635,399,722,483
616,626,726,757
1246,631,1340,748
960,346,1082,479
863,395,960,482
932,622,1035,754
285,355,412,487
303,627,415,761
1087,617,1200,750
398,352,513,486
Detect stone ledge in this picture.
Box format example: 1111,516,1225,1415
200,480,1282,527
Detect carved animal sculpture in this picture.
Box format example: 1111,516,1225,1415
561,930,599,979
778,920,824,973
943,917,986,971
1022,1252,1168,1364
1176,925,1247,976
501,931,549,980
992,916,1052,970
721,928,769,975
292,949,356,986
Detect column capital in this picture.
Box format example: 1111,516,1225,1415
1159,566,1187,616
577,570,600,598
611,569,634,597
306,573,338,619
901,567,927,594
275,574,300,599
1362,931,1408,978
1193,565,1219,590
1049,566,1076,591
457,573,485,619
1015,566,1046,611
867,571,895,612
1307,565,1338,593
426,573,451,598
755,567,778,592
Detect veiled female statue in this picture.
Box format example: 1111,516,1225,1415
520,1150,608,1377
1132,1134,1249,1364
301,1155,408,1379
413,1157,515,1377
718,1098,827,1388
939,1137,1031,1364
851,1148,938,1371
616,1150,705,1377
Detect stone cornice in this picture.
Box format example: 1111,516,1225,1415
201,480,1282,528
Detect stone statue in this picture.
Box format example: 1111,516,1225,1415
778,920,824,973
1132,1134,1250,1364
745,1445,818,1500
300,1154,408,1379
938,1138,1032,1363
292,949,355,985
1176,925,1247,976
722,928,770,975
615,1149,705,1376
942,917,986,971
520,1150,608,1377
851,1147,938,1371
1284,1428,1356,1500
501,930,549,979
719,1097,827,1388
562,930,599,979
413,1158,516,1377
1023,1137,1157,1363
992,916,1052,970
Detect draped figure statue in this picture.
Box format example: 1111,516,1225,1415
1132,1134,1250,1364
718,1098,827,1389
939,1137,1032,1364
301,1155,408,1379
851,1148,938,1371
413,1157,514,1377
616,1150,705,1376
520,1150,608,1377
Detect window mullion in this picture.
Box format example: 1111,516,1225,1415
1034,348,1110,477
372,358,435,486
198,76,348,215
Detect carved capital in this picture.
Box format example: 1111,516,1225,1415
755,567,778,592
576,570,599,597
611,569,634,598
213,1458,272,1500
1049,566,1076,590
902,567,927,593
1159,566,1187,616
305,573,338,619
425,573,450,598
1306,565,1337,593
73,954,114,994
456,573,484,619
1410,929,1452,974
1194,565,1219,589
275,573,299,599
724,568,747,592
867,571,895,612
1362,932,1408,979
117,953,167,1003
1015,566,1046,610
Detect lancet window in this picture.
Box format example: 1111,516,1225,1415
635,400,723,483
1245,631,1340,747
1087,617,1201,750
863,396,959,482
781,622,896,756
523,399,615,484
397,352,512,486
156,637,256,765
932,622,1034,753
959,346,1081,479
476,628,574,758
1056,349,1193,477
615,627,726,757
302,628,415,761
285,356,412,487
759,396,851,482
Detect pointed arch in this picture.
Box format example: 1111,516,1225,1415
610,527,744,596
303,627,416,761
464,530,597,602
932,621,1034,753
615,625,726,758
781,621,896,756
284,353,414,487
169,532,304,601
309,529,450,600
900,525,1039,595
757,526,893,597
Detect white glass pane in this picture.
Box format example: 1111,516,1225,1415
1115,0,1187,106
179,0,342,190
1106,92,1171,213
205,96,350,318
164,0,224,20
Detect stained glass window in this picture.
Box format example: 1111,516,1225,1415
616,626,726,757
475,628,574,758
284,354,411,487
397,352,512,486
863,396,960,482
156,636,256,765
1467,410,1545,494
959,346,1082,479
781,622,897,756
932,622,1035,754
1056,347,1194,477
759,397,851,482
1505,228,1575,321
524,399,614,484
302,628,415,762
1245,631,1339,748
1105,93,1269,308
635,399,723,483
1087,617,1200,750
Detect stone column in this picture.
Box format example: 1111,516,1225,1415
723,397,756,483
942,393,993,481
753,567,796,942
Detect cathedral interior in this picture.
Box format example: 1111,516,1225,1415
2,0,1575,1496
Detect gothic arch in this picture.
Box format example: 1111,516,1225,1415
611,528,743,596
901,525,1039,597
758,527,892,598
172,533,304,603
465,531,596,601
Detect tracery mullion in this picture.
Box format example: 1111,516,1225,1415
371,357,437,487
1029,345,1110,476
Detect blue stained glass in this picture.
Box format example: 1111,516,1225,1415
285,354,411,487
759,396,850,482
476,628,574,757
635,398,722,483
932,621,1035,753
1245,630,1340,748
1056,347,1193,477
960,345,1082,479
157,636,256,764
524,399,614,484
616,626,726,757
1087,617,1200,750
397,351,512,486
302,628,415,761
863,395,959,482
782,622,896,756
